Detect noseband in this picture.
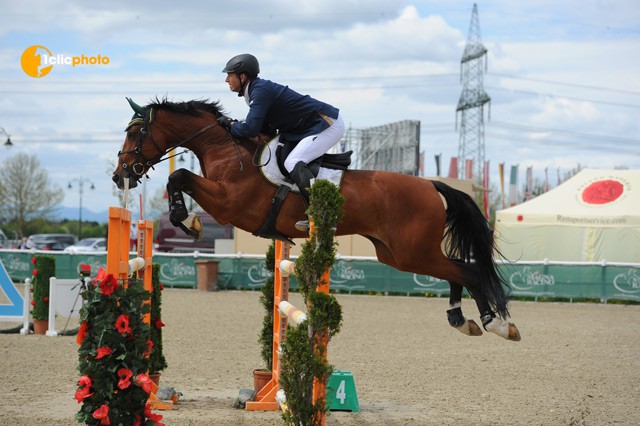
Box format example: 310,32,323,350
117,107,218,183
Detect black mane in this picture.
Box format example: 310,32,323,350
148,97,225,117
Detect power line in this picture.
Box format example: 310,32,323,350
486,86,640,109
491,121,640,144
490,72,640,96
484,131,640,156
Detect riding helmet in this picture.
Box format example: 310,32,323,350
222,54,260,77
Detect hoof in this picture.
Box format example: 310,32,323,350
465,319,483,336
181,212,203,241
484,317,521,342
455,319,483,337
508,323,521,341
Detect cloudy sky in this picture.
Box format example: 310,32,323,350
1,0,639,218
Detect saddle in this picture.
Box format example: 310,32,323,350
253,136,352,242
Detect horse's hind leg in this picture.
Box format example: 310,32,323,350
446,260,520,341
447,281,483,336
461,270,521,342
472,293,521,341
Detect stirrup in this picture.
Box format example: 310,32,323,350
295,220,309,232
295,220,337,233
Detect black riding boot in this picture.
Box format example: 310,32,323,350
290,161,314,232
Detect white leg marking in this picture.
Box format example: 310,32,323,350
484,317,510,340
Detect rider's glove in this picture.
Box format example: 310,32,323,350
217,116,236,130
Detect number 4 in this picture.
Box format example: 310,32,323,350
336,380,346,404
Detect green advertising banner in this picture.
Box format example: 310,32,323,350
1,250,638,302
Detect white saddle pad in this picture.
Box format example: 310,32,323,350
257,135,345,192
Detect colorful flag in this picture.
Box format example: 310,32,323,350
448,157,458,179
557,167,562,186
498,162,505,209
524,166,533,200
509,164,518,206
465,159,473,180
544,167,549,192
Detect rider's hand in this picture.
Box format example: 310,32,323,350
217,116,236,130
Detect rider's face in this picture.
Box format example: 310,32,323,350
225,72,244,93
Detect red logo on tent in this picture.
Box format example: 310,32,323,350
581,179,624,205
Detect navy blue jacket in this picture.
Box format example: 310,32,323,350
230,77,339,141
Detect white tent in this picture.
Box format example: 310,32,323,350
494,169,640,263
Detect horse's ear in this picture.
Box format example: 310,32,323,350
126,97,146,116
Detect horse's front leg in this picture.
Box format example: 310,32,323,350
447,281,483,336
167,169,203,240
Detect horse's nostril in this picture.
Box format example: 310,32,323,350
111,173,120,185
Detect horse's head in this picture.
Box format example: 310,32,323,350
113,97,233,190
112,98,166,189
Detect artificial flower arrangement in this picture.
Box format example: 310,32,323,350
75,267,164,425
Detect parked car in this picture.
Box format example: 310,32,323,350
27,234,77,251
64,237,107,253
155,211,233,253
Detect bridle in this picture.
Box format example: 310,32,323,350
117,107,218,183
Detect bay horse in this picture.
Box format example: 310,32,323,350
112,98,520,341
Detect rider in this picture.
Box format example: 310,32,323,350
218,53,345,230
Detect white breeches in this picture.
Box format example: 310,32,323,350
284,113,345,172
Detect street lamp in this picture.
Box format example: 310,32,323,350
0,127,12,147
68,177,95,240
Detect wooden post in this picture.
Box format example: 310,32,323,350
246,240,289,410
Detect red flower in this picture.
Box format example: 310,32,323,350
78,375,92,388
115,314,132,334
30,300,36,306
143,340,153,357
92,404,110,425
92,267,107,286
99,274,119,296
159,283,164,291
32,269,38,276
95,346,113,359
117,368,133,390
154,318,165,328
31,257,37,264
74,376,94,403
76,322,88,345
74,386,93,403
144,403,164,423
44,297,49,303
134,373,153,394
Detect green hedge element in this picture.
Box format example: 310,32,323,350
31,255,55,320
259,241,276,370
280,180,344,425
149,263,167,374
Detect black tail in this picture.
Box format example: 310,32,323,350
432,180,510,319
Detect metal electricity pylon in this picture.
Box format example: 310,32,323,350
456,3,490,184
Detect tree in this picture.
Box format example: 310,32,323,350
0,153,64,236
